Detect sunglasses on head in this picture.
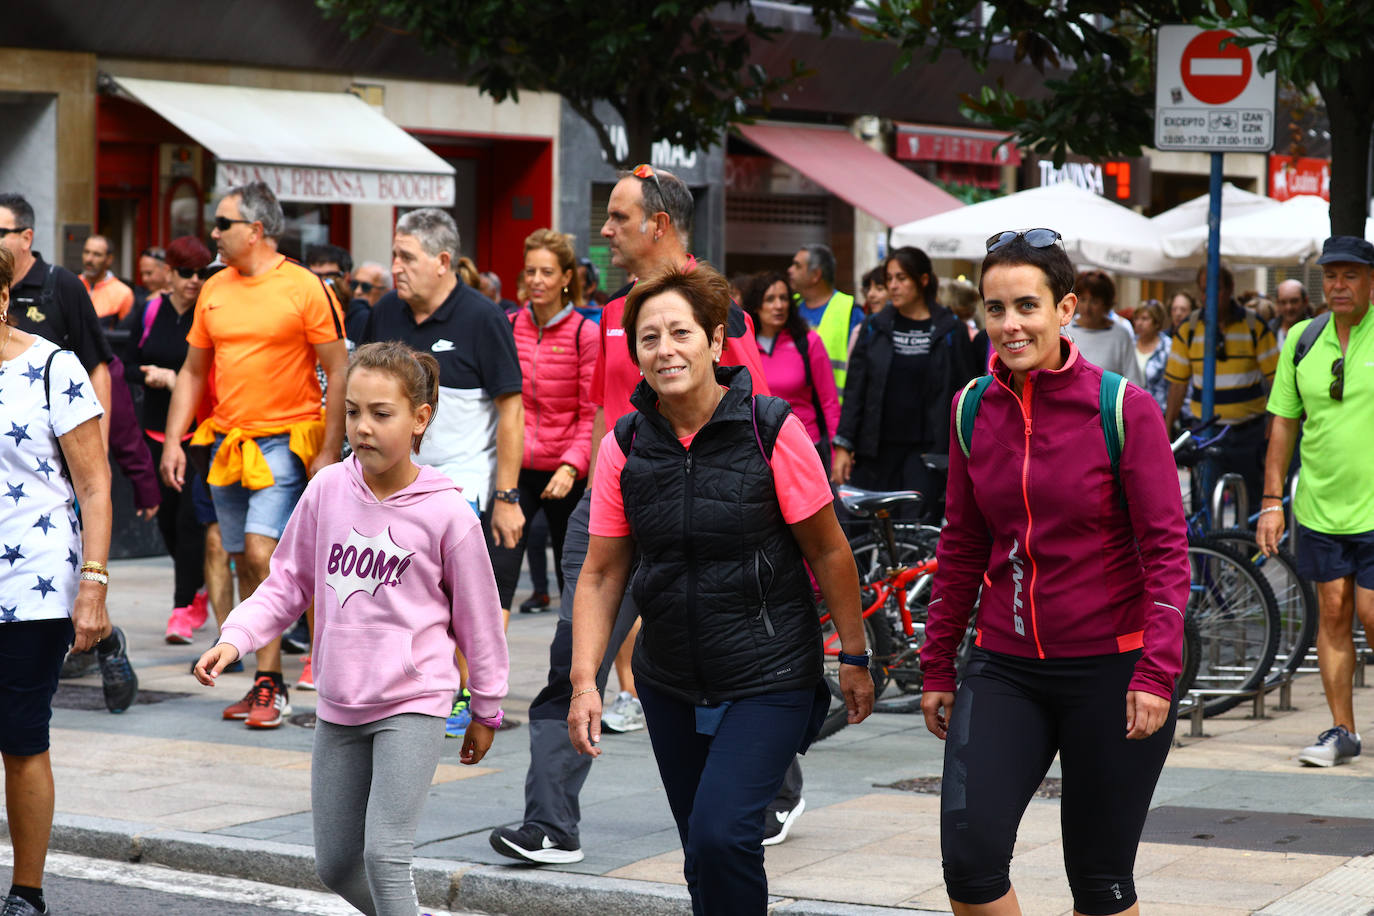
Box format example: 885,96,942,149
140,247,167,262
986,228,1063,252
351,280,376,294
1331,357,1345,402
632,163,664,199
213,216,253,233
174,266,215,280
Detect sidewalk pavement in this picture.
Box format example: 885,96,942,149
7,555,1374,915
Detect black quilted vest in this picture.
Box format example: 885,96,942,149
614,365,822,704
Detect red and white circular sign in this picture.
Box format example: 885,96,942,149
1181,30,1253,105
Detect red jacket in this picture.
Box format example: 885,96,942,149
511,305,599,475
921,340,1190,700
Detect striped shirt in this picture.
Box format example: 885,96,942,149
1164,305,1279,424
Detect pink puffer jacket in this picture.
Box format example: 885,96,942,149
511,305,599,475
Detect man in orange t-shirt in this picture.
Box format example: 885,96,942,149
79,234,134,325
160,181,347,729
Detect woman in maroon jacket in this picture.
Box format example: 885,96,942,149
920,229,1190,916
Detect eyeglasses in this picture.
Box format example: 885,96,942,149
140,247,167,262
351,280,376,294
986,228,1062,252
174,266,215,280
313,269,344,281
632,163,664,200
213,216,253,233
1331,357,1345,401
0,227,27,238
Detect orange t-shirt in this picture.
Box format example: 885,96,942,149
82,273,134,321
187,256,343,432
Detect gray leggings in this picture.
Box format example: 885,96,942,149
312,713,445,916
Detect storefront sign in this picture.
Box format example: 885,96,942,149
215,162,455,207
895,126,1021,166
1033,156,1148,206
1268,155,1329,201
600,124,699,170
724,155,826,196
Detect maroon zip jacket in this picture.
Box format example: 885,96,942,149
921,339,1190,700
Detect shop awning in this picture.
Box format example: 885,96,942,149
112,77,454,207
734,122,962,227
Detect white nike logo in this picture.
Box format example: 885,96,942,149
431,339,455,352
773,811,787,824
541,836,559,849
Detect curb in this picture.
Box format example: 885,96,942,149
13,813,942,915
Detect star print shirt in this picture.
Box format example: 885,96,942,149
0,338,103,623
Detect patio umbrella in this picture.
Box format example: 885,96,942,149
1149,183,1279,246
1162,194,1374,263
889,183,1180,277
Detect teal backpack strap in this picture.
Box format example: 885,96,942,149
953,375,995,458
1098,370,1127,476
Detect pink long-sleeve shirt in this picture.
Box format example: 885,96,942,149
757,329,842,445
217,456,510,724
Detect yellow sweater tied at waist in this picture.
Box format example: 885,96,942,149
191,415,326,490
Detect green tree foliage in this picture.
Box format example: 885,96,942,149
867,1,1374,234
316,0,852,168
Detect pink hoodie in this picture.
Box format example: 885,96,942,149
218,456,509,725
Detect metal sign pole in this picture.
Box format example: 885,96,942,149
1201,151,1222,426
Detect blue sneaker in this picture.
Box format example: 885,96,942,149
445,691,472,739
1298,726,1361,767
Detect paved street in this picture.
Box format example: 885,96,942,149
7,553,1374,914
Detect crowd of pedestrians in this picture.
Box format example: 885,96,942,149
1,159,1370,916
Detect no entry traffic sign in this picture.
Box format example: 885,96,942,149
1156,24,1275,152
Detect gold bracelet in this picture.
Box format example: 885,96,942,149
570,687,598,700
81,561,108,575
561,464,578,477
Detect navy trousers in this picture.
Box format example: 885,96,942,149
637,682,817,916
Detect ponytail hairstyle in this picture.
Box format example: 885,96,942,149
456,256,481,289
347,341,441,453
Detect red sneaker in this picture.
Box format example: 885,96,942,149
222,681,257,720
164,606,193,644
245,676,291,729
188,591,209,630
295,655,315,691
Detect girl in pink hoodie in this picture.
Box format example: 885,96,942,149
195,341,509,916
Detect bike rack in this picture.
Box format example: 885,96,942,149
1181,671,1298,738
1209,473,1249,533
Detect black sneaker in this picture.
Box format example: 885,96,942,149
282,617,311,654
761,797,805,846
489,823,584,864
96,626,139,713
518,592,551,613
60,648,98,679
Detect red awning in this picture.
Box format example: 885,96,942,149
734,122,963,227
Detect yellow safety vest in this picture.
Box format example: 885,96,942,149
811,291,856,397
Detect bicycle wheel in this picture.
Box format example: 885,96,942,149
1185,536,1280,716
1209,529,1316,685
815,609,891,743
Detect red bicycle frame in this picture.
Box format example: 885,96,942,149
819,554,938,666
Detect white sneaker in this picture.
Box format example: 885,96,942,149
601,691,646,733
761,797,805,846
1298,726,1361,767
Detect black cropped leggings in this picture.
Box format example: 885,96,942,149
940,648,1176,915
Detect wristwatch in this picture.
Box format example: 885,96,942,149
492,488,521,504
838,648,873,668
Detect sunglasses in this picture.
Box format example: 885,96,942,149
632,163,664,200
174,266,215,280
0,227,27,238
314,270,345,281
351,280,376,294
140,247,167,262
1331,357,1345,401
213,216,253,233
986,228,1063,252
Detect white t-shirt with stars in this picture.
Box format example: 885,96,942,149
0,337,102,623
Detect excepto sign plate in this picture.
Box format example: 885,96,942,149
1155,24,1276,152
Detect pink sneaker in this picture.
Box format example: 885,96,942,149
188,591,209,630
165,606,193,644
296,655,315,691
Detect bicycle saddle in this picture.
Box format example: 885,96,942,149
836,485,924,518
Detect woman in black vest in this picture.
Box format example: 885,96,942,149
567,262,873,915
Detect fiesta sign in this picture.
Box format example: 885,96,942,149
216,162,456,207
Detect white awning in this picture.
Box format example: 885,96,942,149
112,77,454,207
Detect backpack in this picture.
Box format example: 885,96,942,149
1290,312,1331,367
953,371,1127,482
